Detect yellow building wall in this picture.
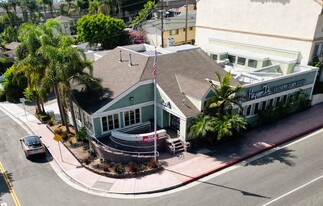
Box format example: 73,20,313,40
163,26,196,47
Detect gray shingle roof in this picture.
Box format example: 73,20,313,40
76,46,241,117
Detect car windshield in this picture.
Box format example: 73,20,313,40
25,136,42,147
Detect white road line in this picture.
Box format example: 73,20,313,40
262,174,323,206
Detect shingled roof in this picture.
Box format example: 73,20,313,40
75,46,241,117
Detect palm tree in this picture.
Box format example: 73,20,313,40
214,112,247,141
188,115,216,139
206,72,244,117
40,34,102,133
15,23,46,114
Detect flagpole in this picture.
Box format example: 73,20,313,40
153,48,157,161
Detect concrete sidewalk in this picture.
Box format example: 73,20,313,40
1,101,323,195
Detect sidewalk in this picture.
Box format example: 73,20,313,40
1,101,323,195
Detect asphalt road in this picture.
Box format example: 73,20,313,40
1,108,323,206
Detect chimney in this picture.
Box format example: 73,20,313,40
129,54,133,66
119,50,122,62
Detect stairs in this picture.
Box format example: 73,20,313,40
166,137,185,154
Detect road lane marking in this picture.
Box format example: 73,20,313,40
262,174,323,206
0,161,21,206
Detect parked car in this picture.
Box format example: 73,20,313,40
20,135,46,158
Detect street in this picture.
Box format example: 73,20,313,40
1,108,323,206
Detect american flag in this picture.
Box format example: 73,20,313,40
152,49,157,80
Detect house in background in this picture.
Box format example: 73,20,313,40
195,0,323,66
142,10,196,48
55,15,74,35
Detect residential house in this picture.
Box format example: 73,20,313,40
142,10,196,47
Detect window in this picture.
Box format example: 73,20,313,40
248,59,257,68
102,114,119,132
211,54,217,61
269,99,274,107
170,29,179,35
237,57,246,66
254,103,259,114
246,105,251,116
261,101,266,110
183,28,186,32
189,27,193,31
228,55,236,64
124,109,140,126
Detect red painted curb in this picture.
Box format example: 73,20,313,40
181,124,323,185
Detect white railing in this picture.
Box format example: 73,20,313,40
111,129,167,142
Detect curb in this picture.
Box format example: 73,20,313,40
178,124,323,188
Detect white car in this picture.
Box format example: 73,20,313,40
20,135,46,158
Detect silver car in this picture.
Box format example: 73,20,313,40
20,135,46,158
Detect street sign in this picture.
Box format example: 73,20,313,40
53,134,62,142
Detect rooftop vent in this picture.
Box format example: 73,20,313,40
129,54,132,67
119,50,122,62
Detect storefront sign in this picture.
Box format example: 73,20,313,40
161,100,171,109
248,79,306,100
143,134,159,142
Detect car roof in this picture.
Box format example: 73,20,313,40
23,135,41,145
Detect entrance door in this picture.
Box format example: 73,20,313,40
170,114,180,131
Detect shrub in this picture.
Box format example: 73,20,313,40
81,156,91,165
62,131,69,141
53,128,62,135
112,163,124,174
75,127,88,142
102,164,110,172
127,162,138,173
147,159,158,169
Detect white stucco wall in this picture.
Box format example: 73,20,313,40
196,0,323,65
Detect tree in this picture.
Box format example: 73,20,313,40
188,72,247,144
15,23,46,113
130,1,155,28
76,13,126,49
2,65,27,102
188,115,216,139
214,112,247,141
206,72,244,116
40,34,102,133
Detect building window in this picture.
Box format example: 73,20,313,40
246,105,251,116
83,111,92,130
248,59,257,68
237,57,246,66
261,101,266,110
254,103,259,114
211,54,217,61
102,114,119,132
189,27,193,30
124,109,140,126
183,28,186,32
228,55,236,64
170,29,179,35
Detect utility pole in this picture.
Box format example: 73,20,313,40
185,0,188,44
161,0,164,48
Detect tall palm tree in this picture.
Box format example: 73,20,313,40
15,23,46,114
40,34,102,133
206,72,244,117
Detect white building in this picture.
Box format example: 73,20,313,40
195,0,323,65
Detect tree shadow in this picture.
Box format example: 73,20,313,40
246,147,296,166
0,171,14,201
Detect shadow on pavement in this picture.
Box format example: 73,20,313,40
245,147,296,166
0,171,13,201
28,151,53,164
